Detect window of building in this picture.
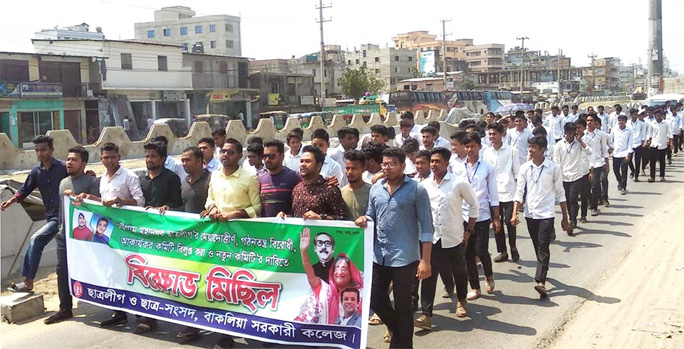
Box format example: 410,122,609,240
180,27,188,35
209,24,216,33
226,40,234,48
375,57,380,63
195,61,204,73
147,30,154,38
363,61,367,67
163,29,171,37
226,24,234,32
347,60,351,65
312,69,316,77
210,40,217,48
219,61,228,74
181,43,188,51
408,56,413,62
375,69,380,74
195,25,202,34
362,50,366,58
394,67,398,73
121,53,132,70
395,56,399,61
157,56,168,71
355,59,359,65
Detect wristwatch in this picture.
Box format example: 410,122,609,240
115,197,121,206
320,213,327,220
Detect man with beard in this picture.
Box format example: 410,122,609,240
311,232,336,282
2,136,67,293
139,141,182,212
278,146,349,221
44,146,100,325
258,139,302,217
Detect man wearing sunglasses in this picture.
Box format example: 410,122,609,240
258,139,302,217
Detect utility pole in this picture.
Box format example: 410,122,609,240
440,19,452,90
316,0,331,108
648,0,663,96
516,36,529,94
587,52,597,92
558,48,562,97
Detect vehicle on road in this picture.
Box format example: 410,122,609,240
153,118,189,138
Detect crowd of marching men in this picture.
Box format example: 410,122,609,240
1,100,681,348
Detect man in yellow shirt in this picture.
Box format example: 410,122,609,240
204,138,261,220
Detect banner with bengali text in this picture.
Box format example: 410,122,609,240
64,197,372,349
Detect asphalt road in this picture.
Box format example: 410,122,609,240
2,157,683,349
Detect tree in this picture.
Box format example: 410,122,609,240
339,67,387,99
461,79,475,90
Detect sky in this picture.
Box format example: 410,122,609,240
1,0,683,73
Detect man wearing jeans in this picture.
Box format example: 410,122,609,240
610,115,633,194
355,147,433,348
1,136,67,293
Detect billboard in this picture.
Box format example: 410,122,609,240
420,51,437,76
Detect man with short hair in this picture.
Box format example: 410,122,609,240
311,128,347,187
627,109,648,181
574,119,592,223
415,147,478,327
1,135,67,293
420,126,439,151
280,145,350,221
512,135,569,297
427,121,450,148
568,105,580,124
362,141,385,184
140,141,183,212
585,114,610,216
336,288,362,327
44,146,99,325
151,136,187,182
646,110,673,182
370,125,390,148
395,118,421,147
258,139,302,217
449,130,469,173
506,112,533,167
341,150,372,220
484,123,520,262
597,105,610,133
311,232,336,282
198,137,221,172
453,132,500,300
329,127,360,169
245,143,265,175
355,147,433,348
610,115,633,194
178,146,211,215
414,150,432,182
284,130,303,172
552,123,592,235
211,127,227,160
547,106,565,142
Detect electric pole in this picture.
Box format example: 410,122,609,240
516,36,529,94
440,19,452,90
316,0,331,108
588,53,597,92
648,0,663,96
558,48,562,97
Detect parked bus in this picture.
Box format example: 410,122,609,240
388,91,448,114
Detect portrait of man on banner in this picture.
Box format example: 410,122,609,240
72,211,93,241
91,216,112,245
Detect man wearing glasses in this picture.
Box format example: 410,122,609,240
311,232,336,282
258,139,302,217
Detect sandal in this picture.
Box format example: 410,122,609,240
134,317,158,334
369,313,383,325
177,326,201,339
7,282,33,293
383,329,391,343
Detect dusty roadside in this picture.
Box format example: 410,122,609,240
549,186,684,348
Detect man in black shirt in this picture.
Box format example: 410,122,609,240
179,146,211,214
139,141,182,211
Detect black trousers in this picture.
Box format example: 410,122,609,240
579,174,590,219
562,179,581,223
418,240,468,316
641,147,650,171
464,220,493,290
56,231,72,312
590,167,605,210
372,262,418,349
525,217,554,284
673,135,679,154
612,157,629,190
494,201,516,254
650,147,667,178
628,146,644,180
600,166,609,201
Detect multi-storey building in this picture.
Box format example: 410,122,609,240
582,57,621,92
134,6,241,56
392,31,471,75
343,44,416,91
34,23,105,40
464,44,505,72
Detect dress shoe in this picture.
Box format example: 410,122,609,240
493,252,508,263
44,309,73,325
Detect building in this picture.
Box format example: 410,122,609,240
392,31,471,76
34,23,105,40
32,38,193,139
343,44,416,92
134,6,241,56
249,72,315,115
0,51,102,148
464,44,505,72
582,57,621,92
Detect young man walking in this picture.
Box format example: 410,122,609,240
646,110,673,182
610,115,633,194
584,115,610,216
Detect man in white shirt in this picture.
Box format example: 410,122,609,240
562,105,577,125
420,125,440,151
597,105,610,134
484,123,520,262
669,104,681,155
329,127,360,169
211,128,227,160
567,105,581,124
449,130,469,173
626,110,648,181
552,123,592,235
311,128,347,187
415,147,478,327
511,135,569,298
608,104,624,133
646,110,673,182
531,116,556,154
592,117,611,207
585,114,610,216
546,106,565,142
573,119,592,223
284,130,303,172
395,118,422,148
507,112,533,167
610,115,633,194
198,137,221,172
362,141,385,184
427,121,451,149
452,132,500,300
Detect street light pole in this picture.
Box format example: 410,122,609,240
517,36,529,95
316,0,331,108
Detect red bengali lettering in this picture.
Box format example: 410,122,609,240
124,253,201,299
205,266,281,313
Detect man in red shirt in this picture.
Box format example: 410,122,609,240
72,213,93,241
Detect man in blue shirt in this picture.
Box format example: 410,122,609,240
2,135,67,292
355,147,433,348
